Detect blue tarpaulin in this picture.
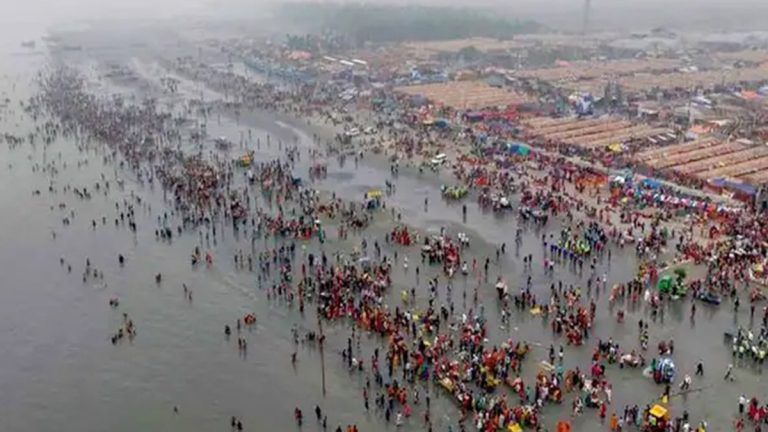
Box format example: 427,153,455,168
641,178,663,189
729,182,756,196
713,178,756,196
709,178,727,188
506,142,530,156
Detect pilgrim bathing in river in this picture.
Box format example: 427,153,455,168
5,18,768,432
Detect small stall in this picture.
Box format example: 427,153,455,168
643,404,670,432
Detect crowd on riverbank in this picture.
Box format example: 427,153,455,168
19,59,768,432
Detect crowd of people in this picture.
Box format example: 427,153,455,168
16,51,768,432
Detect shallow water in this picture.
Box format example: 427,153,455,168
0,26,764,432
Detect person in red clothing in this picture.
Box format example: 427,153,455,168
599,402,607,421
734,417,744,432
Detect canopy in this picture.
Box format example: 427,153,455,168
506,142,530,156
649,404,667,419
711,179,757,196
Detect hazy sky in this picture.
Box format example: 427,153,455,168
3,0,765,19
0,0,208,25
1,0,767,34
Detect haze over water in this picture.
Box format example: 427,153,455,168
2,1,768,432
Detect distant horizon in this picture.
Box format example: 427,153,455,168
2,0,768,35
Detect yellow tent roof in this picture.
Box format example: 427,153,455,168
507,423,522,432
650,404,667,418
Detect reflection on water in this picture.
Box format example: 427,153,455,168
0,24,761,432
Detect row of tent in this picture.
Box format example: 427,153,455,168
610,173,743,213
708,178,757,196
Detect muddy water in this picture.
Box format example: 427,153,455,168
0,28,763,432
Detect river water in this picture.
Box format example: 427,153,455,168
0,21,764,432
